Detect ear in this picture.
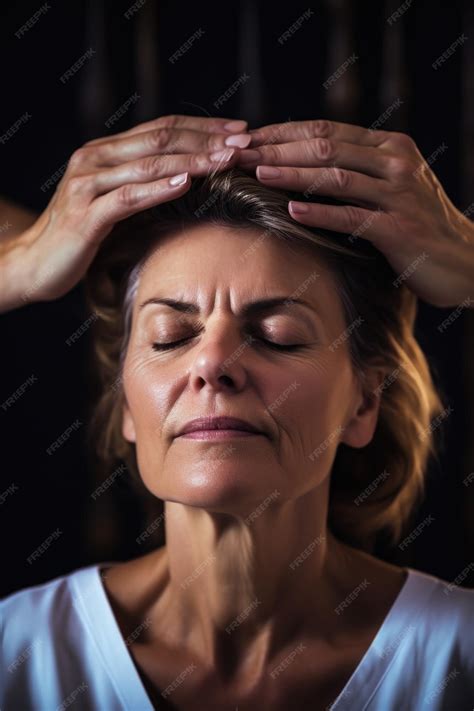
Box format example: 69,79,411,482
122,397,136,443
341,369,385,449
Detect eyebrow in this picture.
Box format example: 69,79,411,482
138,296,317,319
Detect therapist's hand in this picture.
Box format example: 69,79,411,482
238,119,474,309
0,114,250,313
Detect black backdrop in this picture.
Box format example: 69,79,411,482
1,0,473,597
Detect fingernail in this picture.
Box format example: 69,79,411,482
209,147,235,162
238,149,261,164
257,166,281,179
224,133,252,148
169,172,188,187
289,201,309,214
223,120,248,133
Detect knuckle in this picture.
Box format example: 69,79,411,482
65,174,91,197
332,167,351,190
116,184,138,207
68,147,90,170
343,205,363,229
139,155,163,178
190,153,211,171
261,144,279,163
156,114,180,129
309,119,333,137
310,137,333,160
387,155,416,182
387,131,417,152
147,127,173,152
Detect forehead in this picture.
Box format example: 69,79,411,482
136,223,346,327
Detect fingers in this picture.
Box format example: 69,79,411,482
238,138,390,179
287,201,388,244
86,114,249,146
255,165,389,209
85,172,192,244
80,148,239,197
79,128,251,168
248,119,389,149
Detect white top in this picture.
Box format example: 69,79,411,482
1,562,473,710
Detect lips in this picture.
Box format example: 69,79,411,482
177,416,263,437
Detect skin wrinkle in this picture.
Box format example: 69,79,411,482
113,221,393,697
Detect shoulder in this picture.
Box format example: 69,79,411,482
405,565,474,617
0,565,99,668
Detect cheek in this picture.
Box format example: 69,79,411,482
123,352,170,445
270,353,354,461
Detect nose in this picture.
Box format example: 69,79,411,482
187,317,251,393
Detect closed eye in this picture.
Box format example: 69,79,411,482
152,335,304,352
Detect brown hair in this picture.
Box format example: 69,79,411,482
84,167,446,553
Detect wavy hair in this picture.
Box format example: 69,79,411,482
84,167,446,553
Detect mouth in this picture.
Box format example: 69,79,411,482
176,416,265,439
178,429,263,440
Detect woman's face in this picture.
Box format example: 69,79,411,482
122,223,380,514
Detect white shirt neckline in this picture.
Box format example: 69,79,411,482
70,562,429,710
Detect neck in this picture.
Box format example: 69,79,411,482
148,481,357,676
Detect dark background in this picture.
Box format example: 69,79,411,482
1,0,473,597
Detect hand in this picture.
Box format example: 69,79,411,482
1,114,251,312
237,119,474,308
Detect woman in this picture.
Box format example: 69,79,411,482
1,116,473,710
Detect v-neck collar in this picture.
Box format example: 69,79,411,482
71,561,155,710
330,566,428,709
71,563,424,711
